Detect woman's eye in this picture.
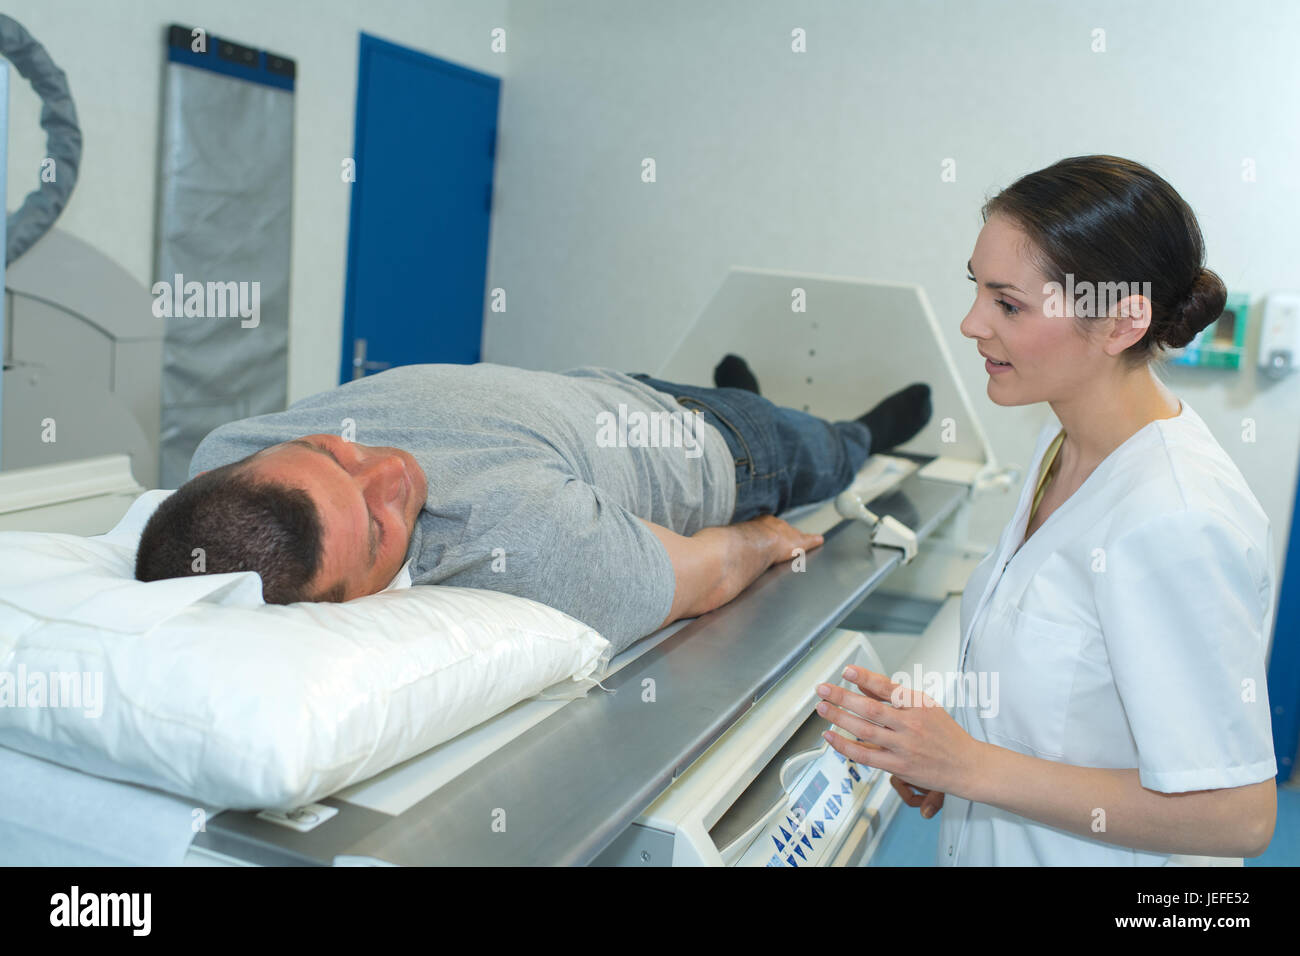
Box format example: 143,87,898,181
995,298,1020,316
966,272,976,283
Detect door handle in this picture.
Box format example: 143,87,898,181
352,338,392,380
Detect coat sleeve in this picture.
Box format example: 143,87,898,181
1094,509,1277,792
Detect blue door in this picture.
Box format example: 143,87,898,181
1271,450,1300,783
340,34,499,383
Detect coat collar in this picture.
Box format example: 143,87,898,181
957,399,1195,671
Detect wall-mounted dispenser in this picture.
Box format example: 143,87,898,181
1259,292,1300,379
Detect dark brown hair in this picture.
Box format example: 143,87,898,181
982,155,1226,363
134,458,345,604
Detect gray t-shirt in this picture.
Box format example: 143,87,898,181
188,364,737,652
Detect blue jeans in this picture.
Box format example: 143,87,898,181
629,373,873,523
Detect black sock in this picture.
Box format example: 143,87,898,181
858,383,931,453
714,354,761,394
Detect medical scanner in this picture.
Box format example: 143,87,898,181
0,269,1012,866
0,20,160,487
3,227,162,489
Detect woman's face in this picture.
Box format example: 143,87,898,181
959,213,1103,406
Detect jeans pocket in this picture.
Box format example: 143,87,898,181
672,395,753,473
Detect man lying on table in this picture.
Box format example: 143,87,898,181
136,355,931,654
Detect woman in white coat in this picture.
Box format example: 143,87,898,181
816,155,1278,865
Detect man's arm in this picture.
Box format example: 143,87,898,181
640,515,824,628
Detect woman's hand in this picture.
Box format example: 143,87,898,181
890,775,945,819
815,666,982,800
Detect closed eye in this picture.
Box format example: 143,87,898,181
306,440,383,547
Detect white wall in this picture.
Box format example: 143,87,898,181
4,0,1298,581
485,0,1300,573
3,0,509,401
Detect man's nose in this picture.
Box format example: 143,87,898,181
359,452,406,499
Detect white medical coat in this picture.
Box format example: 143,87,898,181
937,400,1277,866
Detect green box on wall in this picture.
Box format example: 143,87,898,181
1170,291,1250,369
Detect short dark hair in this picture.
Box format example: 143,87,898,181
982,155,1227,364
134,458,346,604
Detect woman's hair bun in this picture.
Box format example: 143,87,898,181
1161,268,1227,350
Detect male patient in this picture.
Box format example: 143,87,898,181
136,356,930,653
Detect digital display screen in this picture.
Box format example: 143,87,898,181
793,771,828,823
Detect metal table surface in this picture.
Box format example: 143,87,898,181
194,472,967,866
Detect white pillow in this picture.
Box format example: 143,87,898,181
0,490,611,810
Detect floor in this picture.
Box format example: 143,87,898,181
869,777,1299,866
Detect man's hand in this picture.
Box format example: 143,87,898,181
750,514,824,566
641,514,824,628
